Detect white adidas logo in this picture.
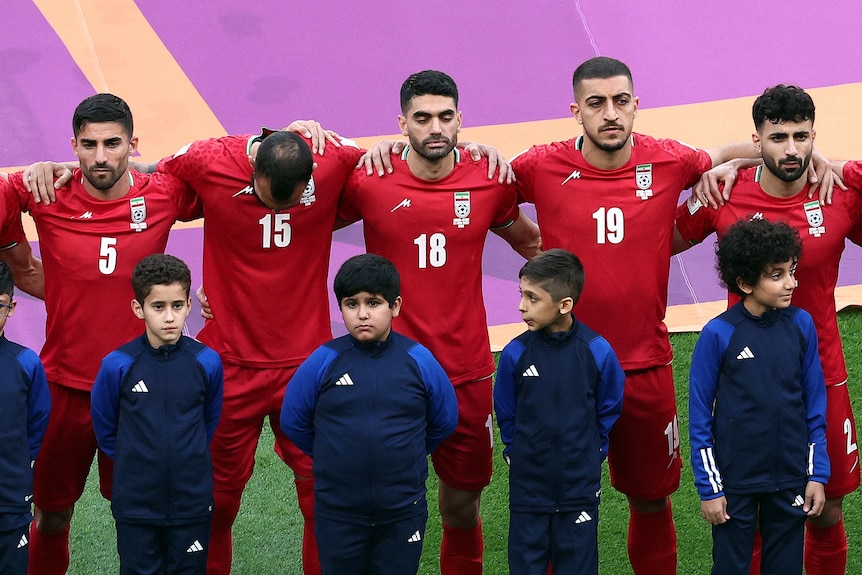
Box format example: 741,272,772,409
17,534,28,549
522,365,539,377
736,346,755,360
574,511,593,524
407,530,422,543
187,540,204,553
791,495,805,508
132,380,149,393
335,374,354,386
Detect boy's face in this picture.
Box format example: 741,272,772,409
739,258,798,317
0,293,14,335
131,282,191,348
518,277,573,333
339,291,401,343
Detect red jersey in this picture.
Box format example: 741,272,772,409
676,164,862,386
339,149,519,385
513,134,712,370
5,170,201,390
0,179,26,248
158,134,363,367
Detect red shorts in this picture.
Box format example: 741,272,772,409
431,376,494,491
607,364,681,500
210,363,312,494
824,382,861,498
33,383,113,511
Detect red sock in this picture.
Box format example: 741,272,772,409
207,489,242,575
627,500,677,575
28,522,70,575
750,530,762,575
295,477,321,575
805,519,848,575
440,520,484,575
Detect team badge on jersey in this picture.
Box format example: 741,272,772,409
299,176,317,207
635,164,653,200
804,200,825,237
130,197,148,232
453,191,471,228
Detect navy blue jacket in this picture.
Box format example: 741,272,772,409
690,303,829,499
280,331,458,525
494,319,625,513
0,334,50,529
91,334,223,525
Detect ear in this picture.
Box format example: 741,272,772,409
398,115,408,137
752,131,762,153
70,136,77,153
736,277,754,295
456,111,463,133
391,295,403,318
559,297,574,315
131,298,145,319
570,102,582,125
632,95,639,118
811,128,816,143
128,136,139,155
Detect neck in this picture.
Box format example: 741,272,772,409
405,148,456,181
579,135,632,170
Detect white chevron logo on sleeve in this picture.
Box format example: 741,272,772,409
522,365,540,377
131,380,149,393
407,530,422,543
186,540,204,553
736,346,755,360
335,373,355,386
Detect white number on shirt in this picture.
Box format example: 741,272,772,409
845,418,858,455
592,207,625,244
664,415,680,457
414,233,447,268
99,237,118,275
485,413,494,448
259,213,291,248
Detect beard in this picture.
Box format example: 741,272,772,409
83,164,122,191
764,154,811,183
409,134,457,161
585,124,630,153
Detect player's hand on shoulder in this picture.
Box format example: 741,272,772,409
24,161,72,205
282,121,342,156
807,150,846,206
700,496,730,525
197,285,214,320
460,141,515,184
357,140,406,176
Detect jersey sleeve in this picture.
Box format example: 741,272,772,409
90,351,131,459
675,194,719,246
511,145,545,204
197,346,224,443
17,348,51,459
280,345,338,456
335,164,368,226
0,179,27,248
658,139,713,189
588,336,625,459
490,181,520,229
794,310,830,484
408,343,458,454
151,172,203,222
689,320,731,500
493,339,526,457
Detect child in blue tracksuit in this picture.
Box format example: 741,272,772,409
0,260,50,575
281,253,458,575
91,254,223,575
494,249,625,575
689,218,829,575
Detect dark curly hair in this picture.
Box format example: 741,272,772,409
716,218,802,297
752,84,814,130
132,254,192,304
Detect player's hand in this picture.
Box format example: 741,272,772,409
459,141,515,184
197,285,214,320
700,496,730,525
807,151,846,206
24,162,72,205
803,481,826,517
356,140,407,176
282,121,341,156
693,161,742,209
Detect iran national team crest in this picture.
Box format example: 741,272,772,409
299,176,317,207
635,164,653,200
453,191,471,228
129,197,148,232
804,200,825,237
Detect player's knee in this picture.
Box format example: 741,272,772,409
806,497,843,528
627,495,669,514
34,506,73,535
438,484,481,528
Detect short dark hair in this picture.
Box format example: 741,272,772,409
72,93,134,138
716,218,802,297
0,260,13,298
400,70,459,112
519,249,585,305
572,56,633,96
132,254,192,304
255,131,314,203
752,84,815,130
334,253,400,308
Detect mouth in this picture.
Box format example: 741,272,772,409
600,124,624,134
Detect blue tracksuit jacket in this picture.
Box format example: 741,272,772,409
91,334,223,525
280,331,458,525
494,319,625,512
689,302,829,499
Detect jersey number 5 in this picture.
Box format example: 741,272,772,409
99,237,118,275
259,213,291,248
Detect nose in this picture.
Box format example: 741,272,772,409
785,139,799,156
165,308,175,322
430,117,442,134
603,101,619,121
517,296,527,313
358,304,370,319
95,144,108,164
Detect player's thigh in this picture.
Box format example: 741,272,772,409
268,365,314,478
431,376,493,491
315,516,372,575
33,383,99,511
550,507,599,575
0,522,30,575
824,383,861,498
369,511,428,575
711,493,758,575
507,511,551,575
116,522,164,575
164,521,211,575
607,365,681,500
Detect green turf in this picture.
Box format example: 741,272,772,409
68,309,862,574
